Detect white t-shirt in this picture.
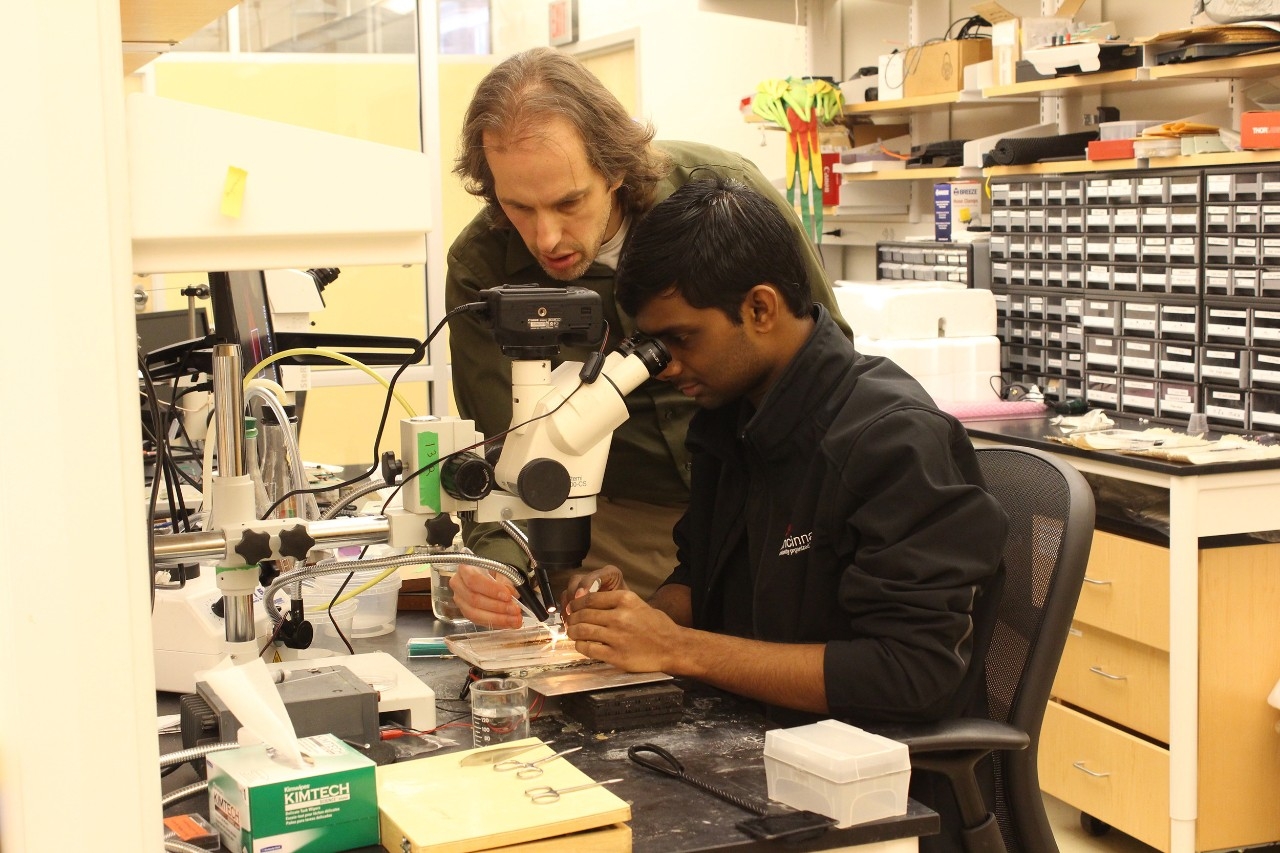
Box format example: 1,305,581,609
595,216,630,270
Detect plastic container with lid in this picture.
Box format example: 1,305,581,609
763,719,910,828
310,569,401,638
300,595,359,654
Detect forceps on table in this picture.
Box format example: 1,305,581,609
524,778,622,804
494,746,583,778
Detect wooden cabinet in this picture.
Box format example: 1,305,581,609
1042,700,1172,850
1040,530,1280,852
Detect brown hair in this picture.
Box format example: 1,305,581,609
454,47,672,228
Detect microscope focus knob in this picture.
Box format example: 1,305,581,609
426,513,461,547
517,458,571,512
442,452,494,501
234,528,273,566
278,524,317,560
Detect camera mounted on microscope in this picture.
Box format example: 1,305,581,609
478,284,606,359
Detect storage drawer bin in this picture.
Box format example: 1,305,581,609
1074,531,1169,650
1053,623,1170,742
1040,702,1170,852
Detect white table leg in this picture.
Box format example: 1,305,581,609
1167,476,1199,853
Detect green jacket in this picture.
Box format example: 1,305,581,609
444,140,851,567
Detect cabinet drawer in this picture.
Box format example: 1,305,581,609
1053,623,1169,742
1075,530,1169,650
1040,701,1170,852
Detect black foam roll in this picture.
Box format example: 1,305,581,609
989,131,1099,166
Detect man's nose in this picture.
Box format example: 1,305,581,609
656,359,681,382
535,215,563,253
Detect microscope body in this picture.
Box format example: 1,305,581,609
154,285,669,665
392,344,665,569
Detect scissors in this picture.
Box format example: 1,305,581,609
524,778,622,804
628,743,770,815
494,746,583,778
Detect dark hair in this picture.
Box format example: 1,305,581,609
454,47,672,228
616,176,812,322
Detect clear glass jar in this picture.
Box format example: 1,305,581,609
260,406,299,519
244,416,272,520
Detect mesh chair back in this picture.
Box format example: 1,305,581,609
975,446,1094,853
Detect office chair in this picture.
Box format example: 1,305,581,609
878,445,1095,853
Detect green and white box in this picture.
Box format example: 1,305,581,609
207,733,378,853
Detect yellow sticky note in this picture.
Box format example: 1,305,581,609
221,166,247,218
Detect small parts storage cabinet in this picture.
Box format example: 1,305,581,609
1040,530,1280,852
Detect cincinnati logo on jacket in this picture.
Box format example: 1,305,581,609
778,527,813,556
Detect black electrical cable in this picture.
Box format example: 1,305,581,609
152,357,200,532
326,570,356,656
165,375,210,492
256,301,481,520
950,15,991,41
140,354,169,611
140,354,187,535
161,394,194,530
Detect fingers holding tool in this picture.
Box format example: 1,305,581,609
561,566,625,616
564,586,679,673
450,564,523,630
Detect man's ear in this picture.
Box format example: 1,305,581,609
743,284,782,328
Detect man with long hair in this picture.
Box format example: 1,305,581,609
446,48,849,597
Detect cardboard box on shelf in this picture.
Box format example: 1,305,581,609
1242,111,1280,150
903,39,993,98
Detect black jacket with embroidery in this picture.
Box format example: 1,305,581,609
666,306,1007,726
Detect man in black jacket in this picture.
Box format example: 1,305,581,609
453,176,1007,852
446,47,851,599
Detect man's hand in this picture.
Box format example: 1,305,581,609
563,589,683,673
560,565,627,615
449,564,523,630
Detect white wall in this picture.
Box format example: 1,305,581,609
2,2,164,851
490,0,816,184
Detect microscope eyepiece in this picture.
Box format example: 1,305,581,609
617,333,671,376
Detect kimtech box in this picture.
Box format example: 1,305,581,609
207,734,379,853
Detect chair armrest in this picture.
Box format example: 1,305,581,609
870,718,1030,755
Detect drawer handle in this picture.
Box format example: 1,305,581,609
1069,627,1083,637
1089,666,1127,681
1083,576,1113,586
1072,761,1112,778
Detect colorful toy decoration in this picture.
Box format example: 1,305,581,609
752,77,844,242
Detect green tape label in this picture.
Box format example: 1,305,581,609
417,431,442,512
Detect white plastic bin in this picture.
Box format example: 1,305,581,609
300,595,359,654
311,569,401,638
764,719,910,828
